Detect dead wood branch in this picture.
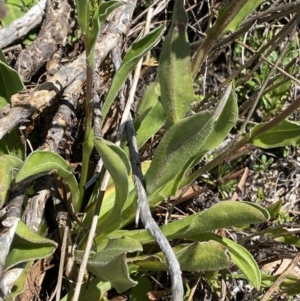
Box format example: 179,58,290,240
15,0,71,82
0,0,47,49
0,0,140,139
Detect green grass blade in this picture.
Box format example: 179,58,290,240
101,25,164,123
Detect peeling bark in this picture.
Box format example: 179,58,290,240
15,0,71,82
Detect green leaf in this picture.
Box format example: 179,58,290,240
5,221,57,270
266,228,300,248
131,241,231,272
0,49,25,160
0,128,25,160
221,0,266,33
15,151,80,211
135,82,161,129
87,1,123,65
155,83,238,198
198,233,261,289
251,119,300,148
94,138,130,235
158,0,194,125
145,111,215,194
75,237,142,293
130,276,152,301
117,201,269,245
75,0,88,34
0,49,24,101
266,200,283,220
8,261,34,300
101,25,165,123
60,279,112,301
261,273,300,296
202,83,238,154
182,201,269,238
135,83,165,149
0,155,23,208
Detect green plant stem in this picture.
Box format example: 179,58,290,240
79,45,95,201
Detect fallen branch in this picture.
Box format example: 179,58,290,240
0,0,47,49
15,0,71,82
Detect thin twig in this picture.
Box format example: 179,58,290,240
55,220,69,301
240,15,298,133
260,252,300,301
121,6,184,300
126,115,184,301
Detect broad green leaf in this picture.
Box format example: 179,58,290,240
136,89,166,148
87,1,123,65
251,120,300,148
60,279,112,301
101,25,164,123
135,82,161,129
182,201,269,238
150,84,238,198
197,83,238,157
120,82,164,155
158,0,194,125
177,241,231,271
136,100,165,149
0,50,24,101
5,221,57,270
75,237,142,293
0,155,23,208
8,261,33,300
145,111,215,194
266,200,283,220
131,241,231,272
198,233,261,289
0,128,25,160
83,161,151,241
94,138,130,235
113,201,269,245
0,49,25,160
75,0,88,34
15,151,80,211
130,276,152,301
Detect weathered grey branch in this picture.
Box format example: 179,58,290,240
126,116,184,301
0,182,27,298
0,0,47,49
15,0,71,82
0,29,119,139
